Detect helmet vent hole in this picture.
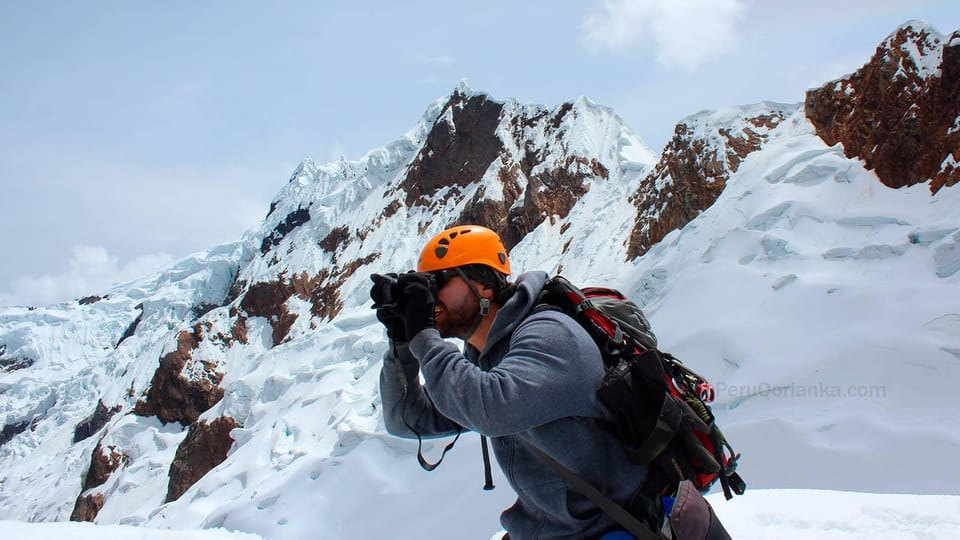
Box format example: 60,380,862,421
439,238,450,245
435,246,449,259
498,253,507,264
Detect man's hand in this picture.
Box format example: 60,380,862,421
375,307,408,343
370,273,407,343
398,272,438,339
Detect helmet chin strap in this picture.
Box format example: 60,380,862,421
454,267,491,340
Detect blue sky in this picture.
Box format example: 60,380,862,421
1,0,958,306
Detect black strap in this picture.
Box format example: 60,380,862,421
414,428,462,471
454,267,490,340
481,435,495,490
522,441,664,540
629,395,684,463
398,383,463,472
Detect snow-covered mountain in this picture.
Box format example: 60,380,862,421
1,20,958,539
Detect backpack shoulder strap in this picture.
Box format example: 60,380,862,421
520,438,664,540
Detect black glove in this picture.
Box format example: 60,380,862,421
397,272,438,339
370,273,407,343
376,307,408,343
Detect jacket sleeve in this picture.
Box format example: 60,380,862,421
409,311,604,437
379,341,463,439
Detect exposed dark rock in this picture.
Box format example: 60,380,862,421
191,302,220,320
78,295,104,305
310,254,379,320
549,102,574,129
116,307,143,348
260,207,312,255
225,278,248,308
501,155,604,250
236,257,380,344
165,416,239,503
626,110,785,259
241,280,298,345
230,315,249,345
319,226,351,254
69,493,104,522
393,92,615,252
0,420,30,446
133,327,224,425
81,442,126,491
362,200,403,241
805,24,960,193
70,442,126,522
0,354,34,373
73,400,122,443
401,91,506,207
424,99,609,250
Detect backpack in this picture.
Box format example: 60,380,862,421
533,275,746,501
407,274,743,538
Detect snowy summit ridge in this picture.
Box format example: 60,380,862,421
1,19,960,540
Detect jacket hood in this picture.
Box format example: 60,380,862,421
481,270,549,355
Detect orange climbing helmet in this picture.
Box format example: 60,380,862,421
417,225,511,275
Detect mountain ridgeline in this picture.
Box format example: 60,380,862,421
0,20,957,529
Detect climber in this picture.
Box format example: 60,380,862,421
372,225,663,539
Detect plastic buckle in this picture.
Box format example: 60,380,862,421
697,382,715,403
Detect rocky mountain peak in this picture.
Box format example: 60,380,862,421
805,21,959,194
390,87,652,249
626,103,796,259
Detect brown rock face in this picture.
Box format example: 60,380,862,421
69,493,104,522
235,259,377,345
474,105,609,250
73,400,122,443
260,207,312,255
241,280,300,345
0,420,31,446
402,91,505,207
626,110,785,259
805,24,960,193
165,416,239,503
70,442,126,522
400,90,610,251
81,443,126,492
498,154,605,250
134,327,224,425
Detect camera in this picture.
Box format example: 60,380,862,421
370,272,439,310
370,273,401,309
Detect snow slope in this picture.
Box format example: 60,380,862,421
628,109,960,494
4,488,960,539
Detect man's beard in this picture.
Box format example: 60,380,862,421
436,293,479,339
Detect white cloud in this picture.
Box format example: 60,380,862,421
0,246,174,308
582,0,746,70
0,148,291,310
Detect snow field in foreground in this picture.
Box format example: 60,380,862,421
5,489,959,539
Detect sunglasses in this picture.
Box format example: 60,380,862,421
430,269,459,289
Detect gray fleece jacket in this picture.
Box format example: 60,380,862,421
379,271,650,539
